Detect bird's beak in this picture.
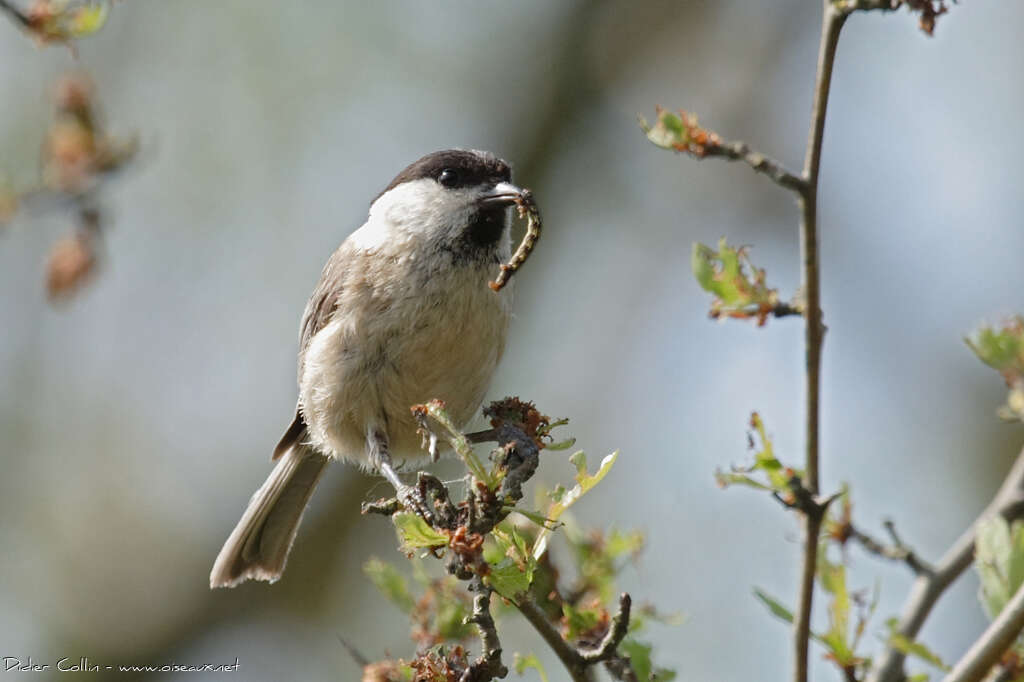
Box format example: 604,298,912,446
478,181,523,208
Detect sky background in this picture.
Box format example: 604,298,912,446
2,1,1024,680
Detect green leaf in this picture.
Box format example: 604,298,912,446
754,588,795,625
884,619,950,671
546,437,577,451
690,239,784,324
621,639,653,681
363,558,415,613
818,551,853,663
620,638,677,682
967,317,1024,376
532,451,619,560
714,471,773,491
66,2,109,36
513,653,550,682
434,597,473,641
488,557,532,598
417,400,494,487
967,317,1024,420
28,1,110,43
485,527,536,599
718,413,802,496
977,516,1014,618
508,507,561,530
392,512,448,550
562,603,601,641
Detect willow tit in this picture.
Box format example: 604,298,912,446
210,149,523,588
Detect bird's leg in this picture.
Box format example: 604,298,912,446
366,426,433,523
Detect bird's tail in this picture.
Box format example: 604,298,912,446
210,442,328,589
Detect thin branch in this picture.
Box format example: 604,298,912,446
512,592,634,682
792,3,847,682
773,302,805,318
515,596,591,682
336,635,370,669
943,581,1024,682
868,447,1024,682
0,0,30,28
850,519,935,577
696,139,807,194
834,0,951,35
461,576,508,682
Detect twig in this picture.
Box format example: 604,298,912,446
461,576,508,682
513,593,634,682
868,447,1024,682
515,596,591,682
834,0,951,35
336,635,369,668
943,581,1024,682
850,519,935,577
792,4,847,682
697,139,807,194
773,302,805,318
0,0,30,28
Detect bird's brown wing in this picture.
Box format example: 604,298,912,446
273,242,353,461
297,243,350,374
272,409,306,461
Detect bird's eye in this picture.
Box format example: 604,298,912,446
438,168,460,188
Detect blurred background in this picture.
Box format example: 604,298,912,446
2,1,1024,680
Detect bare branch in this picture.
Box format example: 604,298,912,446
696,139,807,194
0,0,30,28
792,3,848,681
943,581,1024,682
868,447,1024,682
850,519,935,577
461,576,508,682
515,596,591,682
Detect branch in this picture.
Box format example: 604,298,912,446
868,447,1024,682
834,0,950,35
850,519,935,577
514,593,634,682
0,0,29,28
461,576,508,682
792,3,847,682
640,109,807,195
943,581,1024,682
694,139,807,194
515,596,591,682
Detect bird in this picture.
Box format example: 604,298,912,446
210,149,524,588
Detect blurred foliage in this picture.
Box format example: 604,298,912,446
639,107,723,158
976,517,1024,624
1,0,110,47
0,71,138,302
364,559,475,648
882,619,949,679
513,653,549,682
967,317,1024,421
754,548,878,680
692,239,792,326
715,412,804,498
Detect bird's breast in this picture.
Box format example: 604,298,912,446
299,255,512,466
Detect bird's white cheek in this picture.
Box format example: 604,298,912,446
347,219,392,251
